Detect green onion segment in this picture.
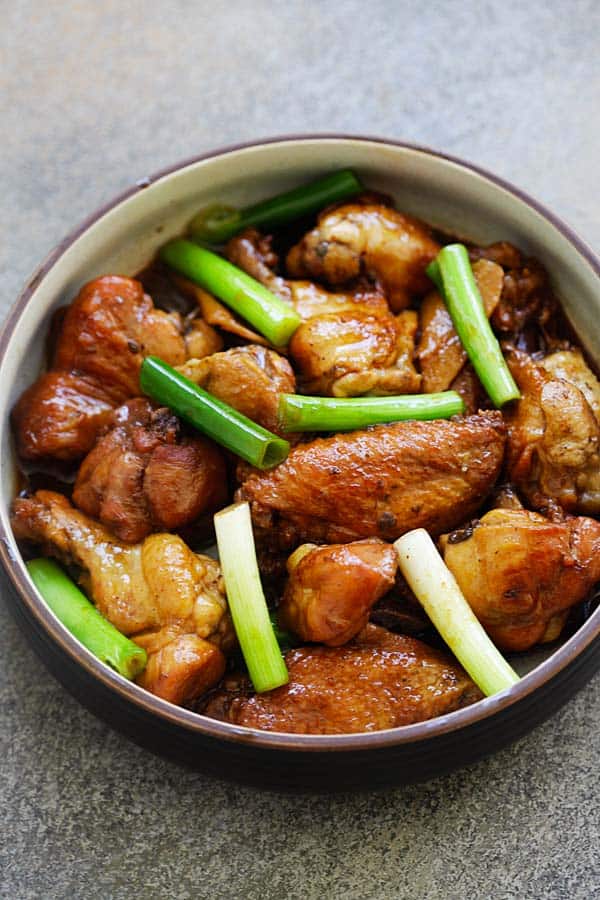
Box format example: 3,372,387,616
188,169,363,244
160,239,301,346
140,356,289,469
26,558,147,680
214,502,289,693
278,391,465,433
394,529,520,697
427,244,520,407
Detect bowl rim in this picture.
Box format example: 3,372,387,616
2,133,600,752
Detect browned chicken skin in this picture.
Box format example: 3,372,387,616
238,413,506,551
177,344,296,437
286,200,441,311
442,508,600,651
417,259,504,393
12,276,217,463
279,539,398,645
227,228,421,397
505,349,600,515
73,398,228,542
201,624,482,734
11,490,234,704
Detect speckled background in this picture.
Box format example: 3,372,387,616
2,2,600,898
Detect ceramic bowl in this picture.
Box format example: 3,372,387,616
2,136,600,790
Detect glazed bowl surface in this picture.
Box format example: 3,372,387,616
2,136,600,790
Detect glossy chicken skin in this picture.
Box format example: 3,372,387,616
417,259,504,392
201,624,482,734
12,490,234,704
279,539,398,645
13,276,211,462
442,508,600,651
286,200,441,311
177,344,296,437
238,413,506,549
505,349,600,514
227,228,421,396
73,399,227,542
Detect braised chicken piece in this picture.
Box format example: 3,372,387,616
505,348,600,515
441,508,600,651
177,345,296,437
73,399,227,543
238,412,506,550
286,200,441,311
227,228,421,396
11,490,235,704
201,624,482,734
279,539,398,646
12,276,220,463
542,349,600,420
417,259,504,392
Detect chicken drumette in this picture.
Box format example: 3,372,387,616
12,490,235,704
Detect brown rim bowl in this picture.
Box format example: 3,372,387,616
2,136,600,791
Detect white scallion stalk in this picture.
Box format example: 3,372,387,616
214,502,289,693
394,528,519,696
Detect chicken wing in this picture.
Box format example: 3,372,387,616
505,349,600,514
441,508,600,651
177,344,296,437
12,276,216,463
278,539,397,646
417,259,504,392
286,200,441,311
238,412,506,550
227,228,421,396
201,624,481,734
11,490,234,704
73,398,228,542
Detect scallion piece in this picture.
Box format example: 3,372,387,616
188,169,362,244
140,356,289,469
26,558,147,680
160,239,301,346
214,502,289,693
427,244,520,407
394,529,520,697
278,391,465,432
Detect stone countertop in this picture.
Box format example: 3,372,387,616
1,2,599,898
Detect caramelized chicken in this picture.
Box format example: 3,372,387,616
227,228,421,396
73,399,227,542
201,624,482,734
279,539,398,645
286,200,441,311
238,413,506,550
417,259,504,392
505,349,600,514
11,490,234,704
442,508,600,651
12,276,215,463
177,345,296,437
542,350,600,420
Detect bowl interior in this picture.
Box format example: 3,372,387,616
2,136,600,731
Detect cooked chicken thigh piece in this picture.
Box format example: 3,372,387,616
286,200,441,311
505,349,600,514
12,490,234,704
227,228,421,397
279,539,398,646
12,276,218,463
201,624,481,734
238,413,506,550
177,344,296,437
441,508,600,651
417,259,504,392
73,399,227,542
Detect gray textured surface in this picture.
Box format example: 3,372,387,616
2,2,600,898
